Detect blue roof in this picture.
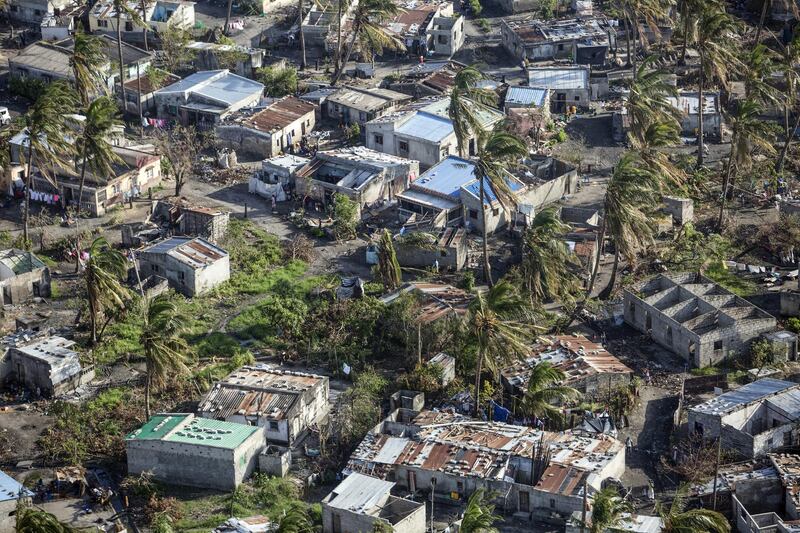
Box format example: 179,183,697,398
506,86,548,107
395,112,454,143
0,470,32,503
157,70,264,107
411,156,523,206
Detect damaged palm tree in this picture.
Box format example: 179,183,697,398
83,236,129,346
377,230,401,290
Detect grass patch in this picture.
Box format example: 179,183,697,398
690,365,721,376
705,263,758,296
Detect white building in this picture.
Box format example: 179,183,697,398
528,66,591,112
89,0,195,36
137,236,230,296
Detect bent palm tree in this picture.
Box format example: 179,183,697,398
15,504,76,533
448,66,498,157
330,0,403,86
472,132,527,286
70,31,108,106
276,504,313,533
84,237,128,345
460,489,500,533
75,97,123,218
140,293,190,418
18,82,77,243
467,281,533,416
112,0,145,102
585,486,633,533
631,120,685,193
658,485,730,533
520,207,580,305
626,56,680,144
717,99,776,229
521,361,580,426
776,32,800,173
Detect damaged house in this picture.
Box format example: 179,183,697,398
216,97,317,159
527,66,592,113
137,236,230,296
613,91,723,142
126,413,264,491
501,17,616,65
325,87,413,127
198,365,329,445
0,249,51,305
0,331,94,396
345,409,625,520
365,97,504,169
387,61,464,98
322,473,426,533
501,334,632,400
396,154,577,233
151,198,230,244
382,0,464,57
295,147,419,218
624,273,777,367
688,378,800,458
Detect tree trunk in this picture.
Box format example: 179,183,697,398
299,0,306,69
335,0,344,72
117,11,126,107
474,349,484,417
479,175,493,287
140,0,149,50
696,50,705,168
89,284,98,345
175,171,184,196
145,372,152,419
717,134,737,229
225,0,234,35
754,0,770,46
331,21,360,86
137,61,144,139
776,111,800,173
630,11,637,78
623,17,632,67
680,0,689,64
75,153,89,273
23,142,34,245
561,217,606,330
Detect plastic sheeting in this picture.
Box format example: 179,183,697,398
248,178,286,202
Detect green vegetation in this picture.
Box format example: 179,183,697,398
476,18,490,32
333,193,358,240
256,66,299,97
468,0,482,16
787,317,800,334
9,76,47,102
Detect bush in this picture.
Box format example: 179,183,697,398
787,317,800,334
9,76,47,102
468,0,482,16
554,129,568,143
476,18,490,32
459,271,475,291
333,193,358,240
256,66,299,97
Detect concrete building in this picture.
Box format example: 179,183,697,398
122,71,182,115
255,154,310,188
502,17,615,65
662,196,693,226
186,41,268,78
301,1,350,50
151,198,230,244
295,147,419,218
9,36,152,99
325,87,413,127
216,97,316,159
504,86,550,114
528,66,592,112
0,331,94,397
88,0,195,36
0,249,51,305
560,206,602,284
397,154,578,234
501,334,632,400
365,96,504,169
322,473,426,533
198,365,329,445
39,2,84,40
666,92,723,139
388,61,463,98
345,409,625,520
7,0,73,24
624,273,777,367
380,282,474,324
154,70,265,127
392,227,468,271
566,513,663,533
688,378,800,458
382,0,463,57
137,237,230,296
126,413,264,490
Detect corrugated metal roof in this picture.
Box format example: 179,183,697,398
506,86,548,107
0,248,46,275
691,378,799,416
127,414,188,440
157,70,264,107
142,236,228,269
395,111,453,142
326,473,393,512
527,67,589,90
128,414,258,449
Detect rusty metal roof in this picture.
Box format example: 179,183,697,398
243,97,315,133
380,282,474,323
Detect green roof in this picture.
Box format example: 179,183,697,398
127,414,259,450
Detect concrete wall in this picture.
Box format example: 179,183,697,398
428,16,464,56
394,241,465,271
127,430,263,490
0,266,50,305
8,0,71,24
461,191,508,234
781,292,800,317
365,117,457,170
216,110,315,159
663,196,693,225
518,168,578,212
259,448,291,477
139,251,230,297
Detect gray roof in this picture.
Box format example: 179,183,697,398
506,86,548,107
9,42,72,78
395,111,453,142
528,67,590,90
0,249,46,275
691,378,800,416
55,35,151,66
326,87,411,112
141,236,228,269
0,470,32,503
14,336,83,387
325,473,393,513
157,70,264,107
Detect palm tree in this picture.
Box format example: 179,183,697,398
717,99,776,229
472,132,527,286
626,56,680,144
631,121,685,193
276,504,313,533
677,0,701,64
616,0,672,76
75,97,123,218
520,207,580,305
18,81,77,244
15,504,76,533
658,485,730,533
84,236,129,345
460,489,500,533
298,0,306,69
521,361,580,426
693,2,740,167
330,0,403,86
70,31,107,107
776,32,800,173
377,229,401,290
140,293,190,418
584,486,633,533
334,0,352,73
225,0,233,34
112,0,145,103
448,66,498,158
467,281,533,416
743,44,779,105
